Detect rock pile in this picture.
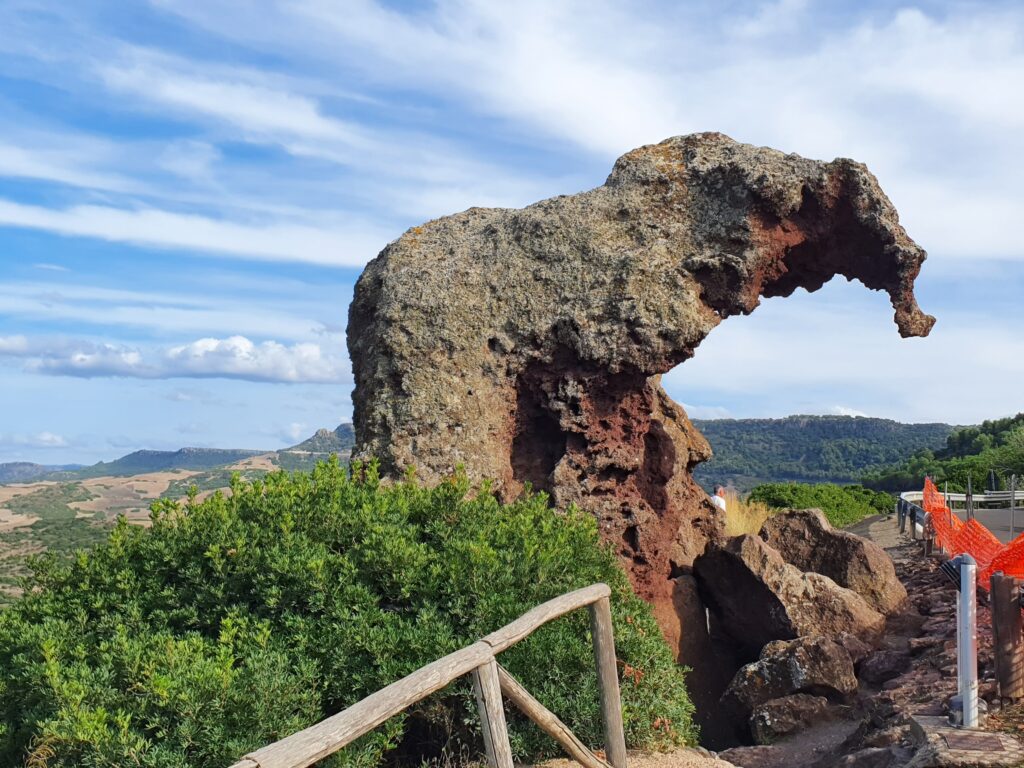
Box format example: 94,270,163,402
348,132,933,649
692,510,914,747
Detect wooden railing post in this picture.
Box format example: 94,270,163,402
589,596,627,768
991,572,1024,701
472,657,514,768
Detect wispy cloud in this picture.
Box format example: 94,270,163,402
0,198,387,266
0,431,68,449
0,334,349,384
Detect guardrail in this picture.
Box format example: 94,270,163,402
227,583,626,768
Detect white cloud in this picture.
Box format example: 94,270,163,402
829,406,869,418
0,198,387,266
0,431,69,449
0,335,349,384
663,279,1024,425
164,336,346,383
0,281,331,341
681,403,733,420
281,422,308,442
0,335,29,354
0,140,140,193
100,59,362,145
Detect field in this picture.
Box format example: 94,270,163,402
0,449,351,606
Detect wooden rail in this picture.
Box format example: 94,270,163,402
228,583,626,768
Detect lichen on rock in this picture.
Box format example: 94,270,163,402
347,132,933,644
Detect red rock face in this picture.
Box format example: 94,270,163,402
506,364,716,613
347,132,933,660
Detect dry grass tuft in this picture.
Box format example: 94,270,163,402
721,490,775,538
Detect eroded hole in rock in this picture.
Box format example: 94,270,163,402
622,524,640,553
638,421,676,512
510,375,566,496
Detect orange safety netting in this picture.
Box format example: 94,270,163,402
919,477,1020,590
922,477,963,552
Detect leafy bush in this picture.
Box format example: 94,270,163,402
0,459,695,767
748,482,893,528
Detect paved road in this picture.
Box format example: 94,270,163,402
952,507,1023,544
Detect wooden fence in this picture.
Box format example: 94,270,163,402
228,583,627,768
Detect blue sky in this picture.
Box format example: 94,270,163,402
1,0,1022,464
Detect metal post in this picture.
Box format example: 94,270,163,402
923,512,933,556
958,554,979,728
1012,475,1017,539
967,476,974,521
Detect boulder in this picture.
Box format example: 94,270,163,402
760,509,907,615
722,636,857,719
750,694,832,744
694,534,886,655
347,131,934,641
858,650,912,685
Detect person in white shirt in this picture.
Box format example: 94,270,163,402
712,485,727,513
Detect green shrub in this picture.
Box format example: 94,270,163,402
748,482,893,528
0,459,695,767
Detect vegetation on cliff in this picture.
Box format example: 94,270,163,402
693,416,952,491
863,414,1024,492
748,483,893,528
0,460,694,767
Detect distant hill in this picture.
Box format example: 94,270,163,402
287,424,355,453
0,462,82,484
0,424,356,605
47,447,267,480
692,415,953,491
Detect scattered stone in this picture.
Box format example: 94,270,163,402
695,535,885,655
750,694,832,745
862,726,909,749
908,636,942,654
837,631,874,664
832,747,898,768
859,650,912,685
723,636,857,721
760,509,907,615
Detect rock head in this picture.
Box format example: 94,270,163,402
347,132,932,642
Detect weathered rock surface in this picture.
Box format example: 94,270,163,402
750,694,832,744
347,131,933,641
723,636,856,722
695,535,886,655
760,509,907,615
858,649,912,685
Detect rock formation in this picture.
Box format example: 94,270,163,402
693,534,886,656
761,509,908,615
347,132,933,645
721,635,857,732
